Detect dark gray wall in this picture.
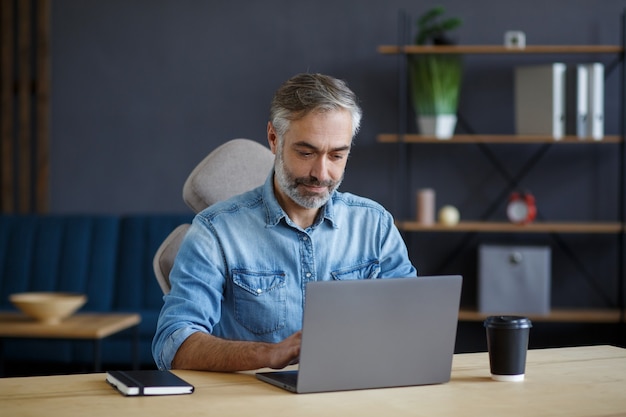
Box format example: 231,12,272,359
50,1,625,319
51,0,623,215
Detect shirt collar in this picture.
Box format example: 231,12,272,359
262,169,339,230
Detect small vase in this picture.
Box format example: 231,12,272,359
417,115,457,139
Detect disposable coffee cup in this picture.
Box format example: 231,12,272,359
484,315,532,381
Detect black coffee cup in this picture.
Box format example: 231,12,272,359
484,315,532,381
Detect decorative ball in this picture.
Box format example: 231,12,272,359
438,205,460,226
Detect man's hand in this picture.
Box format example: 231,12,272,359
267,331,301,369
172,330,302,372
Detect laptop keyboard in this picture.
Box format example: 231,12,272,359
269,370,298,386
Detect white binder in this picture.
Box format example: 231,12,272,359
587,63,604,140
515,63,566,139
575,64,589,139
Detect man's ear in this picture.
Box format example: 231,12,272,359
267,122,278,155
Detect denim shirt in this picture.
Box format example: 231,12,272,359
152,171,417,369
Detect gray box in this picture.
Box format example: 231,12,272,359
478,245,551,315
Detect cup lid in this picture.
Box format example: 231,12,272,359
483,315,532,329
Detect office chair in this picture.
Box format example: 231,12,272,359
152,138,274,294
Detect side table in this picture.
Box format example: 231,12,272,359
0,312,141,375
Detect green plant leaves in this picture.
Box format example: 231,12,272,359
409,54,462,115
414,6,462,45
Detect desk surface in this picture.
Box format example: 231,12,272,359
0,312,141,339
0,345,624,417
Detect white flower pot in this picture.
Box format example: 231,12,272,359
417,115,457,139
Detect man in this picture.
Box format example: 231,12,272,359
152,73,416,372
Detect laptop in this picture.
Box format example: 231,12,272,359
256,275,462,393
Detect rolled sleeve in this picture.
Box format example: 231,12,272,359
153,327,200,370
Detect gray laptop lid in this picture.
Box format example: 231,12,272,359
257,275,462,393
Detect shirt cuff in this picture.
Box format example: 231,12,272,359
159,327,200,370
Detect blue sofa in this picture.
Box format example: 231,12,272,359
0,213,193,369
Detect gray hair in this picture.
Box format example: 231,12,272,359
269,73,362,139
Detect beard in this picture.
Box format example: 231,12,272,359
274,147,342,210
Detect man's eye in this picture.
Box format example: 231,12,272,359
299,151,313,157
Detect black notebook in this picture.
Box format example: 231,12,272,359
106,370,194,396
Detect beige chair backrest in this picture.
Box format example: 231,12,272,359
183,138,276,213
153,223,191,295
153,139,274,294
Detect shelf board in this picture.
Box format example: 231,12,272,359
398,221,623,234
377,133,622,144
458,308,623,323
377,45,624,55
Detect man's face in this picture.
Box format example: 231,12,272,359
269,109,353,210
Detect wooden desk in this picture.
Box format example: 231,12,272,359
0,312,141,373
0,345,624,417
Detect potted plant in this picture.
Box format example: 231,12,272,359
409,6,463,139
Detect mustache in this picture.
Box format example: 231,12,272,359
295,177,335,187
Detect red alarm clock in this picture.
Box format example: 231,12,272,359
507,191,536,224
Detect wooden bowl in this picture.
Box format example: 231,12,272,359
9,292,87,324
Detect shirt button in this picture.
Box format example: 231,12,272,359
302,236,308,241
305,272,312,278
256,289,263,294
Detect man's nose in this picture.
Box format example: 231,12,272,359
310,156,330,182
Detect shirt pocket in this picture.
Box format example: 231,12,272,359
232,270,287,335
331,259,381,280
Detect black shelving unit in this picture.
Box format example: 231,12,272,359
378,10,626,327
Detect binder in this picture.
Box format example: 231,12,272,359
575,64,589,139
587,63,604,140
514,63,566,139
